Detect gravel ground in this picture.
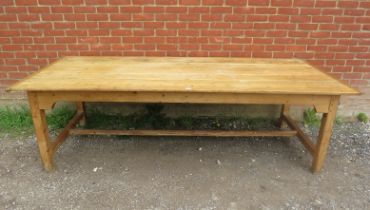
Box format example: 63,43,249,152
0,123,369,209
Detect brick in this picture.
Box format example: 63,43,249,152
344,9,365,16
133,14,154,21
179,14,200,21
343,73,363,79
266,45,285,51
86,14,108,21
253,38,273,44
248,0,269,6
246,15,268,22
202,14,222,21
120,6,142,13
156,29,177,36
252,51,272,58
47,44,67,50
226,0,247,6
307,46,327,52
156,14,177,21
0,15,17,21
64,14,86,21
340,24,360,31
74,6,96,13
312,16,333,23
189,7,209,13
97,22,119,28
275,37,295,44
144,37,165,43
347,60,365,66
349,80,368,86
202,0,223,5
180,0,200,5
278,8,299,15
56,37,76,43
178,29,198,36
294,0,314,7
233,7,254,14
242,30,262,37
289,31,309,37
54,22,75,29
6,58,26,65
354,67,370,72
62,0,84,5
157,44,177,50
42,14,63,21
16,0,38,5
122,22,143,28
18,14,40,21
274,52,294,58
255,8,276,14
144,22,165,28
210,7,232,13
224,14,245,22
356,17,370,23
231,37,252,44
269,15,289,22
0,30,19,37
300,8,321,15
314,52,334,59
316,1,337,7
5,7,27,13
311,32,331,38
98,7,119,13
108,0,130,6
132,0,154,4
38,0,61,5
267,30,287,37
291,16,311,23
254,23,274,30
275,23,295,30
271,0,292,7
133,29,154,36
144,7,164,13
201,44,222,51
188,22,208,29
360,2,370,8
156,0,177,5
349,46,368,52
166,22,186,29
335,53,354,59
319,24,339,30
332,32,352,38
110,14,131,21
224,30,244,36
66,29,88,36
28,7,50,13
338,1,359,8
51,6,72,13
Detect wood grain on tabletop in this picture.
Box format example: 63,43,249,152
8,56,360,95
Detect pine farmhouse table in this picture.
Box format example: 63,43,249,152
8,56,360,172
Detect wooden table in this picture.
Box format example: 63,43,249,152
8,56,360,172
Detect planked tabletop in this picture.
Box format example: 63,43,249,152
9,56,359,95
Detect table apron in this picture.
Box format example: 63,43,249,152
32,91,335,113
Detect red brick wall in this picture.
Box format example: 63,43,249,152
0,0,369,114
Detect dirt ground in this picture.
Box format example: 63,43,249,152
0,123,369,210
